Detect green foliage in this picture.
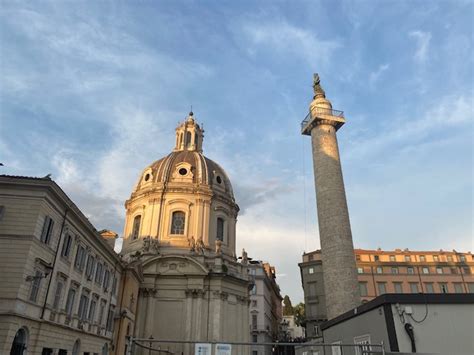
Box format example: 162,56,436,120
293,302,305,326
282,295,294,316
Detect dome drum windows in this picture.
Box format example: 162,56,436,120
171,211,186,235
216,217,225,242
132,215,141,240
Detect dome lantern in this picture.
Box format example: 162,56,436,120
174,112,204,153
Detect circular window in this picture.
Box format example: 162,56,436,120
144,173,150,181
216,176,222,184
179,168,188,176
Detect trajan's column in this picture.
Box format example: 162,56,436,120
301,74,360,319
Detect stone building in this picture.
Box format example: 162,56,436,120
0,175,141,355
120,112,250,354
247,260,282,355
300,248,474,340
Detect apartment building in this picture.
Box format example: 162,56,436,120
0,175,140,355
300,248,474,340
248,260,283,355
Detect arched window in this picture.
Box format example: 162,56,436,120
186,131,192,148
72,339,81,355
132,215,141,240
171,211,185,235
10,328,27,355
216,218,225,242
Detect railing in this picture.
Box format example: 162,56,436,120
301,107,344,132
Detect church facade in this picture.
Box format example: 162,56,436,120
0,112,251,355
121,113,250,353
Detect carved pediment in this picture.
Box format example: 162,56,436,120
141,255,208,276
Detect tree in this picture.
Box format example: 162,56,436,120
282,295,294,316
293,302,305,327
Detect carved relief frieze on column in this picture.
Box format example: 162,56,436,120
185,288,205,298
236,295,248,305
140,287,157,298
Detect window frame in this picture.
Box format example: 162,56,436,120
40,216,55,245
131,215,141,240
170,211,186,235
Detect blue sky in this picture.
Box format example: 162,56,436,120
1,0,472,303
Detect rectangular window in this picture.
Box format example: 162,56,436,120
88,299,97,322
376,266,383,274
29,270,42,302
425,283,434,293
95,263,103,284
40,216,55,244
359,282,368,297
451,267,458,274
65,288,76,316
308,267,314,274
422,267,430,274
407,267,414,274
252,334,258,343
106,306,115,332
78,294,89,321
251,300,257,307
250,284,257,295
374,255,379,261
216,217,225,241
393,282,403,293
252,314,257,329
447,255,453,262
389,255,396,262
420,255,426,262
308,282,317,296
433,255,439,262
468,283,474,293
103,269,110,291
377,282,386,295
85,255,95,280
357,267,364,274
410,283,419,293
74,245,86,271
61,234,73,258
404,255,411,262
98,300,106,325
460,255,466,262
111,276,117,295
391,267,399,274
454,283,464,293
436,267,443,274
463,267,471,274
355,254,361,261
52,281,64,309
439,283,449,293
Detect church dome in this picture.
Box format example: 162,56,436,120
132,150,235,201
122,112,239,258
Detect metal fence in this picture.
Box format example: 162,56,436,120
125,338,386,355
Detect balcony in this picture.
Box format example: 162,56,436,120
301,108,345,135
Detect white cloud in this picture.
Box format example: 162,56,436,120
409,30,432,63
237,19,341,66
369,63,390,88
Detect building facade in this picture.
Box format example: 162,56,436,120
0,112,257,355
301,74,360,320
0,175,140,355
300,248,474,340
120,112,250,354
248,260,282,355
